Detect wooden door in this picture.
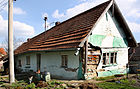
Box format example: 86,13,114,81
36,54,41,71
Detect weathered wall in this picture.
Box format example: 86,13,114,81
129,60,140,74
15,50,79,79
97,48,128,77
88,10,128,48
88,10,129,77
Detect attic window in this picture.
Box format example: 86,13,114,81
102,52,117,65
61,55,68,68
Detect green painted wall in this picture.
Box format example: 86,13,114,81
88,34,128,47
88,34,106,46
113,37,128,47
98,68,129,77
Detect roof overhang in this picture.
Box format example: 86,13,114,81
15,48,77,56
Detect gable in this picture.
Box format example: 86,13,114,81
88,10,128,48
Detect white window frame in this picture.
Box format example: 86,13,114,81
102,52,117,66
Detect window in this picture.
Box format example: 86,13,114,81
26,56,30,65
18,60,22,67
61,55,68,68
102,52,117,65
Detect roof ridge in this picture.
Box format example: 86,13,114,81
29,0,111,42
15,0,111,54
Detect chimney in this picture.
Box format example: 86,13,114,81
55,21,60,26
27,38,31,42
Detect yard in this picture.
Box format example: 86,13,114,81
0,72,140,89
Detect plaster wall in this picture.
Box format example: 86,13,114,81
88,10,129,77
88,10,128,48
97,48,128,70
16,50,79,79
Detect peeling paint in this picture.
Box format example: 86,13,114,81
64,67,79,72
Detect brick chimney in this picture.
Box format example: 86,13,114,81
27,38,31,42
55,21,60,26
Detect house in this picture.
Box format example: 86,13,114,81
129,43,140,73
14,0,137,80
0,48,7,69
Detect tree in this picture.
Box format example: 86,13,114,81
2,36,24,53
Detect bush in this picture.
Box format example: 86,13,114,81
25,83,36,89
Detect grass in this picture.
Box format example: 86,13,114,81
95,76,116,81
0,74,140,89
96,78,139,89
1,79,66,89
95,74,140,89
96,82,139,89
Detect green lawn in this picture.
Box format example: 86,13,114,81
97,81,139,89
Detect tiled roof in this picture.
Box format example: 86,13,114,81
15,0,111,55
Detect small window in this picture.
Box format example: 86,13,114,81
102,52,117,65
26,56,30,65
61,55,68,68
18,60,22,67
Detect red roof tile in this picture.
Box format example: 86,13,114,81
15,0,111,55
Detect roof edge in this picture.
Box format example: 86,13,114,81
113,1,138,47
15,48,77,56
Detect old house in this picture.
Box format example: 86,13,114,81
14,0,137,79
0,48,7,69
129,43,140,73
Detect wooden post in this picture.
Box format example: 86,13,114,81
85,41,88,73
8,0,15,83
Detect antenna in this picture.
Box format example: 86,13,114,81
44,16,47,31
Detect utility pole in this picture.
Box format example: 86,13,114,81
8,0,15,83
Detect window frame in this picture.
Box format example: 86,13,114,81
102,52,117,66
61,55,68,68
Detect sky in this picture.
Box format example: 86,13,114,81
0,0,140,47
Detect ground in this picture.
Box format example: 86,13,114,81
0,73,140,89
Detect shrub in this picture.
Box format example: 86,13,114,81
25,83,36,89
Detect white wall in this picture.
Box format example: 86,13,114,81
97,48,128,71
89,10,129,72
16,50,79,79
89,10,128,48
